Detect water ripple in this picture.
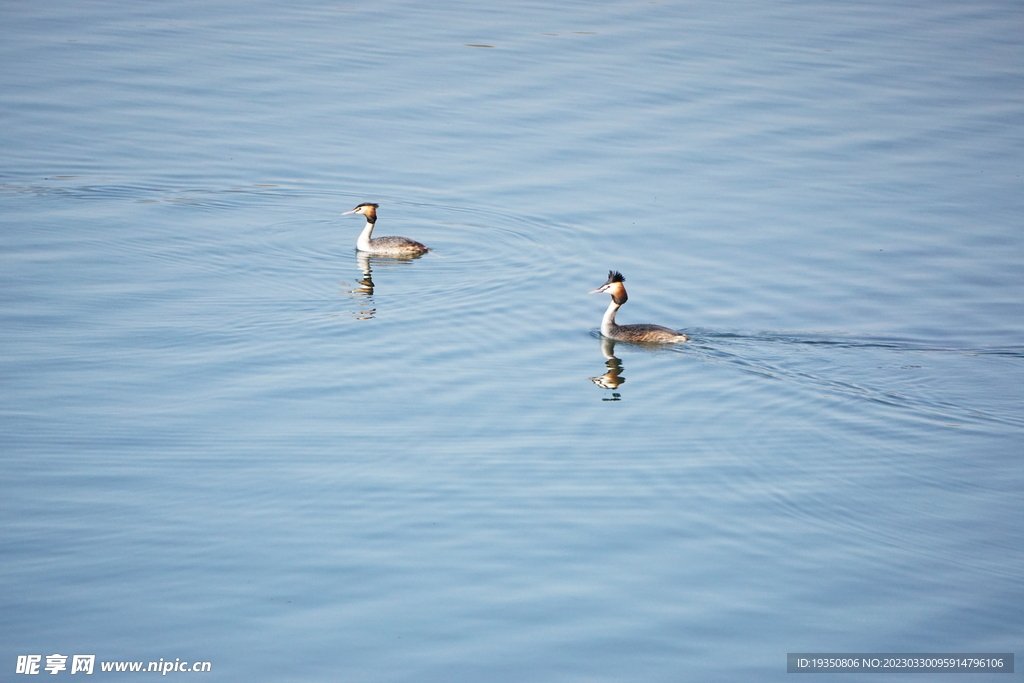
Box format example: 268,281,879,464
673,331,1024,430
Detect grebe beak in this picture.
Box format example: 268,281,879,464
341,208,359,215
589,284,610,294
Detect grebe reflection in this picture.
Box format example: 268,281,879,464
344,251,423,320
589,337,625,400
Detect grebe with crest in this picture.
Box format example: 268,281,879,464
590,271,689,344
342,203,429,255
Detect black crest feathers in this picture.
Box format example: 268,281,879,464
606,270,625,284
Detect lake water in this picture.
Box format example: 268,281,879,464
2,0,1022,680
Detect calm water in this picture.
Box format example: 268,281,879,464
2,0,1022,680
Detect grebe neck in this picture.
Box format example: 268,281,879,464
601,299,621,337
356,219,376,251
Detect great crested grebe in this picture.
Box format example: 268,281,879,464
590,270,689,344
342,203,429,255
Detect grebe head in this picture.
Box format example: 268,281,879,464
342,203,379,223
589,270,628,305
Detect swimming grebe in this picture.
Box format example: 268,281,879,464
342,203,429,255
590,271,689,344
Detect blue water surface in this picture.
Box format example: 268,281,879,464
2,0,1022,681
